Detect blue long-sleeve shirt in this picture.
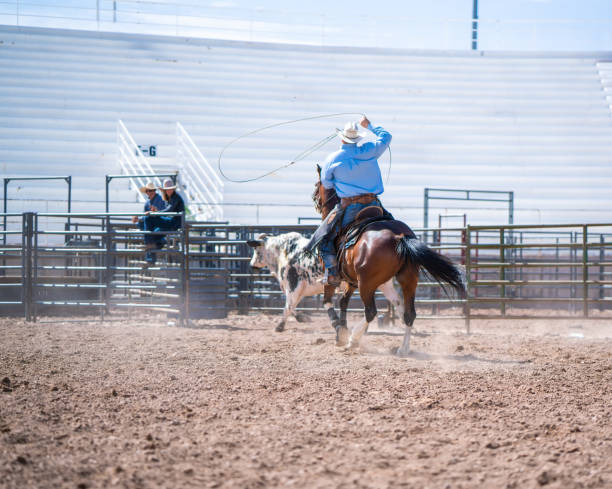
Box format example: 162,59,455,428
138,193,164,230
144,193,164,213
321,123,391,198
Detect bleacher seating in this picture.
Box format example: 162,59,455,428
1,24,612,225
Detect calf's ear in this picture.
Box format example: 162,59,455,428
246,240,263,248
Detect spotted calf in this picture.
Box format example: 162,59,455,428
247,232,326,332
247,232,403,333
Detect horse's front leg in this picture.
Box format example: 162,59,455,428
335,286,355,346
323,284,340,329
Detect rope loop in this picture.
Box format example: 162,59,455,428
217,112,391,184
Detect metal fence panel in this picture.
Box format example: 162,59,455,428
5,214,612,329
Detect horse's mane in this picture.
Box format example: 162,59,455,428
311,183,323,214
312,181,340,216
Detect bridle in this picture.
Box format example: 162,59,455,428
312,181,338,217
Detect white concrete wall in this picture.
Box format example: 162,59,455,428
1,25,612,225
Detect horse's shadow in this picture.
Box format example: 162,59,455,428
181,322,263,332
389,348,531,365
366,329,430,338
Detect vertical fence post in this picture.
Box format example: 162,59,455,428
32,213,39,322
423,188,429,243
465,225,471,334
583,225,588,318
570,231,576,314
105,176,111,214
99,217,105,322
599,234,605,311
3,179,8,246
66,176,72,233
104,216,112,316
238,226,249,315
23,212,34,322
519,232,524,299
22,213,27,319
500,227,506,316
181,213,189,326
555,237,560,299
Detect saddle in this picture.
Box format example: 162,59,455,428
339,207,388,249
334,207,391,286
335,207,416,287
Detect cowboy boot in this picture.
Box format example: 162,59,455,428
323,267,341,286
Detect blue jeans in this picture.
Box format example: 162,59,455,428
320,202,382,271
141,216,179,263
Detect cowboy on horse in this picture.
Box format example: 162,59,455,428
307,115,393,286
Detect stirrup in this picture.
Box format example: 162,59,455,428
323,268,341,286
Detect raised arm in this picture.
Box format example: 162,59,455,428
353,116,391,160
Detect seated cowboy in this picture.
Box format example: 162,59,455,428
317,115,392,286
132,181,165,264
141,178,185,266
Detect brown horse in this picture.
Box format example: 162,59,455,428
313,166,465,356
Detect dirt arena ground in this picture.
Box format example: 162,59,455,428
1,312,611,489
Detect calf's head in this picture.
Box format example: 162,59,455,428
246,234,269,269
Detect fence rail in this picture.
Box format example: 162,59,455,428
3,212,612,329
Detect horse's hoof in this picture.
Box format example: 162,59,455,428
295,313,310,323
332,319,346,331
378,313,394,328
342,342,361,354
335,326,349,347
275,323,285,332
395,347,411,358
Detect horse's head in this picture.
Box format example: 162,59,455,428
312,164,339,219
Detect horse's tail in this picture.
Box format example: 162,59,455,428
396,237,466,299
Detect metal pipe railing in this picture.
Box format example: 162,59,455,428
3,177,71,245
4,214,612,328
116,120,159,202
105,173,178,213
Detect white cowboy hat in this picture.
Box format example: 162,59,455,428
335,121,365,144
159,178,177,190
139,181,157,193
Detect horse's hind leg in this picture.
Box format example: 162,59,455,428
347,284,377,350
338,286,354,327
395,266,419,356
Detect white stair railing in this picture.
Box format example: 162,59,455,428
117,120,161,202
176,122,224,221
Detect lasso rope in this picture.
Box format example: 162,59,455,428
217,112,392,184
